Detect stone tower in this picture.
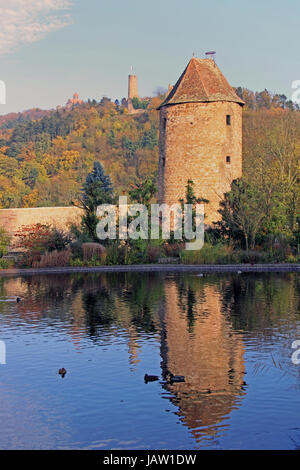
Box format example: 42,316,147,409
127,74,139,113
128,74,138,100
158,57,244,224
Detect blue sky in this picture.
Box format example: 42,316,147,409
0,0,299,114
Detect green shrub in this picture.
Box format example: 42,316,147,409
131,97,149,110
180,243,233,264
105,243,125,265
0,258,10,269
70,240,83,259
0,227,11,258
70,257,85,267
230,249,269,264
47,227,72,252
286,254,299,263
105,240,149,265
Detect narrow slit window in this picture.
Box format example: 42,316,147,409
226,115,231,125
226,155,231,164
163,118,167,130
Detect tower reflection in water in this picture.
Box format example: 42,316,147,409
158,276,246,443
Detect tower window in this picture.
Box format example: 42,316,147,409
226,156,231,164
226,115,231,125
163,118,167,130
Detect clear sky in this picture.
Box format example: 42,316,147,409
0,0,299,114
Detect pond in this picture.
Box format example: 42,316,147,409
0,271,299,450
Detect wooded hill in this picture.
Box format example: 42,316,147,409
0,88,299,224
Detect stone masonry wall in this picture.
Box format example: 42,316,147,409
158,101,243,224
0,206,83,247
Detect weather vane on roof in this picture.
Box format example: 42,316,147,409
205,51,216,62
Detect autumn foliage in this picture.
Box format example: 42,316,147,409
15,223,71,266
0,97,159,208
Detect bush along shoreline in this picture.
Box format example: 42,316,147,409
2,223,299,269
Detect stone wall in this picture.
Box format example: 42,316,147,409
158,101,243,224
0,206,83,247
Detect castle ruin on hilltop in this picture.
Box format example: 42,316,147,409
127,72,145,114
66,92,83,109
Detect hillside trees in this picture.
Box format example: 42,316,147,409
0,99,160,207
243,108,300,236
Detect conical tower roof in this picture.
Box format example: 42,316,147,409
158,57,244,109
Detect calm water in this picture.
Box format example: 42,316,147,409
0,272,299,450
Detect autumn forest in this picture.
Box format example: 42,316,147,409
0,87,298,210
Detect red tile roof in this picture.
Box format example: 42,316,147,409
158,58,244,109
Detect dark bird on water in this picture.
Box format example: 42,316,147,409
144,374,159,383
58,368,67,378
169,373,185,383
